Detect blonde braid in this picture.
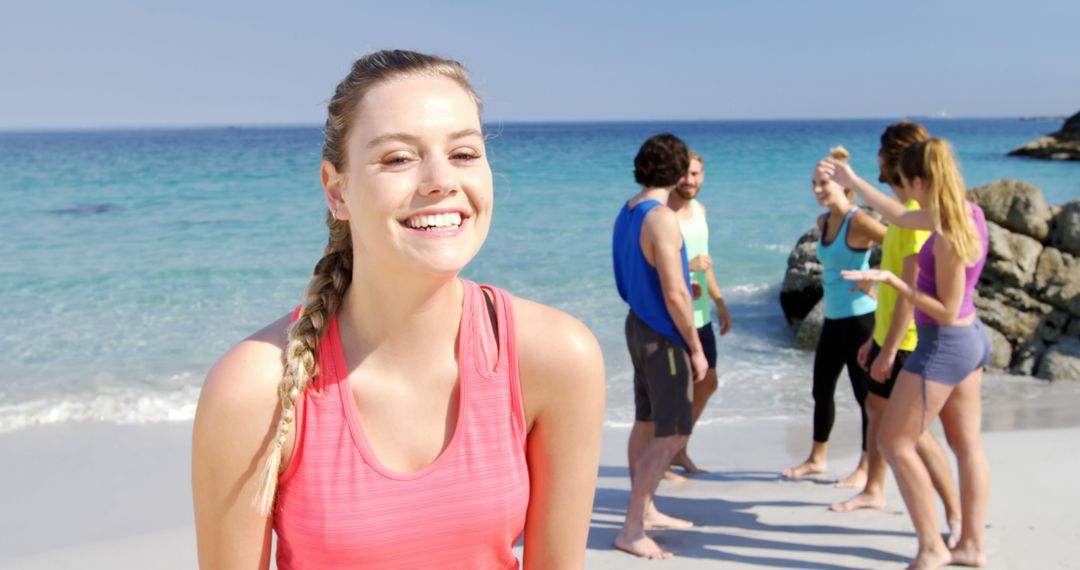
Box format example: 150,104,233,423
253,213,352,516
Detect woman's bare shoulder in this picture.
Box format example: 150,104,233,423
509,295,605,428
510,297,602,376
198,312,292,418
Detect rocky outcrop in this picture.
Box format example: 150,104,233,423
780,227,823,326
984,220,1042,288
1050,200,1080,257
1037,339,1080,382
782,181,1080,380
968,180,1052,241
794,299,824,351
1008,111,1080,161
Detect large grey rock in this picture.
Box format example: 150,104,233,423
1009,111,1080,161
1035,310,1071,344
1032,247,1080,316
984,220,1043,288
983,324,1012,370
1011,338,1045,376
1067,319,1080,339
794,299,825,351
968,180,1052,240
973,286,1053,341
1049,199,1080,257
1036,338,1080,382
780,227,822,324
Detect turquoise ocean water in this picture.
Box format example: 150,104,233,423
1,119,1077,432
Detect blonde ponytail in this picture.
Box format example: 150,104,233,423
900,138,982,265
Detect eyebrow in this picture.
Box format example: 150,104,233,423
366,128,484,149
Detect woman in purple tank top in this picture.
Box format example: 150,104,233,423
818,138,991,570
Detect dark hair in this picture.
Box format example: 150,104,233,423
878,120,929,185
633,133,689,188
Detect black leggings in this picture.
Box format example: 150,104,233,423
812,313,874,449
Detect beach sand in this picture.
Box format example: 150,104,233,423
1,376,1078,569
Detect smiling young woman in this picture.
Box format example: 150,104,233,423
192,50,605,570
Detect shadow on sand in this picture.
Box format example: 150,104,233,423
589,466,912,568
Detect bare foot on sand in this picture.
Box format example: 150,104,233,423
834,465,867,489
662,469,689,484
948,542,985,567
946,519,962,549
644,507,694,530
905,546,952,570
614,532,675,560
670,452,709,475
829,490,885,512
782,460,825,479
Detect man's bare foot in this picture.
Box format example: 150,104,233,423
614,532,675,560
662,468,689,484
829,490,885,512
905,545,951,570
670,453,709,475
948,541,985,567
644,508,694,530
945,519,962,550
835,465,867,489
781,460,825,479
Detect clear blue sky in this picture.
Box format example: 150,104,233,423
2,0,1077,129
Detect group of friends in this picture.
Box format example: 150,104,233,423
191,49,992,570
614,124,992,569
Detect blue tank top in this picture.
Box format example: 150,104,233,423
818,206,877,319
613,200,691,345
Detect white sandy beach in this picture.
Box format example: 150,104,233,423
1,377,1078,569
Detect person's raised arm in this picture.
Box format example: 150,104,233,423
192,314,291,570
818,159,933,231
850,209,887,246
645,207,706,381
514,299,605,570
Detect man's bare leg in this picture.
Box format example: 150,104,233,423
669,368,717,478
616,431,690,559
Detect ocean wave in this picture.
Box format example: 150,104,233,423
0,386,200,433
758,243,794,254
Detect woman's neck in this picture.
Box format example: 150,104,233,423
827,200,852,220
339,261,464,358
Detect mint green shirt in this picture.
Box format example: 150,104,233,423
678,200,710,329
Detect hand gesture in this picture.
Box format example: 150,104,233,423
690,349,708,383
816,158,859,190
870,348,896,383
842,269,896,296
857,338,872,370
689,254,712,272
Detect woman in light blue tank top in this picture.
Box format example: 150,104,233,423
783,147,886,488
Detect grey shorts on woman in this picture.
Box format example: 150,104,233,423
904,317,992,386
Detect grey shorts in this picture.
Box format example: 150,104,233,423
625,311,693,437
904,318,992,386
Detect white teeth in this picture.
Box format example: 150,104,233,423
406,212,463,230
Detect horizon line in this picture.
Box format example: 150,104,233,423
0,114,1068,135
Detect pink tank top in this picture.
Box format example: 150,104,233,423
274,280,530,569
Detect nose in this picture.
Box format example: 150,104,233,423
419,157,460,196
